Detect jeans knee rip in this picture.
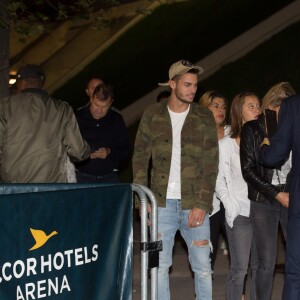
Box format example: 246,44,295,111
198,270,211,278
192,239,212,250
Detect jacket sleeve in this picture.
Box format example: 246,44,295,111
215,138,240,227
132,110,152,186
240,121,278,201
259,100,292,168
63,105,90,161
109,115,130,164
197,113,219,212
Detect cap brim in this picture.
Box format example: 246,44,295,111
158,82,170,86
195,66,204,74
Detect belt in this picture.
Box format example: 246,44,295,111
76,171,117,180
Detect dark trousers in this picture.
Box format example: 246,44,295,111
250,200,287,300
225,215,256,300
76,171,120,184
282,214,300,300
210,202,227,270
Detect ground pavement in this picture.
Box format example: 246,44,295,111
132,210,286,300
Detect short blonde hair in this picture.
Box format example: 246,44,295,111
198,91,227,126
261,82,295,113
198,90,225,108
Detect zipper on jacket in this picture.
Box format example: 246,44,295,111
255,192,260,202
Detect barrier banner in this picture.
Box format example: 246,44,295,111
0,184,133,300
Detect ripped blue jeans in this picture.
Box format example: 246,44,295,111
157,199,212,300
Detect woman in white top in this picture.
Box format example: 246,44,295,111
199,91,230,272
216,92,261,300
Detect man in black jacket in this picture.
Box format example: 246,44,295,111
75,83,130,183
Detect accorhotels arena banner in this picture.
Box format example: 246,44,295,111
0,184,133,300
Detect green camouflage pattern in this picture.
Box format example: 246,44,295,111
132,100,218,212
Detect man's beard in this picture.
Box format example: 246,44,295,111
178,98,192,104
175,91,194,104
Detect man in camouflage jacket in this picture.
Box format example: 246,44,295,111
132,60,218,300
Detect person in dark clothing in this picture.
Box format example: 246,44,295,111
75,83,130,183
240,82,295,300
259,94,300,300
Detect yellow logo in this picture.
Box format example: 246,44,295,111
29,228,58,251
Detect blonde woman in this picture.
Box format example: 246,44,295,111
260,82,295,239
240,82,295,299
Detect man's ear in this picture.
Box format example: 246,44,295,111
85,89,89,97
169,80,176,89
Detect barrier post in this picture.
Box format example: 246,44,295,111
132,184,162,300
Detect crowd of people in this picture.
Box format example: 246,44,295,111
0,65,130,184
133,59,299,300
1,61,299,299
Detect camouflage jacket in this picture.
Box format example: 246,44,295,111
132,100,218,212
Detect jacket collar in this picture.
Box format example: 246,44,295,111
21,88,48,99
159,98,194,115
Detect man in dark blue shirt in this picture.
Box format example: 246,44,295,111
259,94,300,299
75,83,130,183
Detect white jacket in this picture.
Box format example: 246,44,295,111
210,125,231,216
215,136,245,227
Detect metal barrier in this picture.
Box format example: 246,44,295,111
131,184,162,300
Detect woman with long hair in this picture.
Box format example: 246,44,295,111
240,82,295,299
216,92,261,299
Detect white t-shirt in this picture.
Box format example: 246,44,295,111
166,105,190,199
